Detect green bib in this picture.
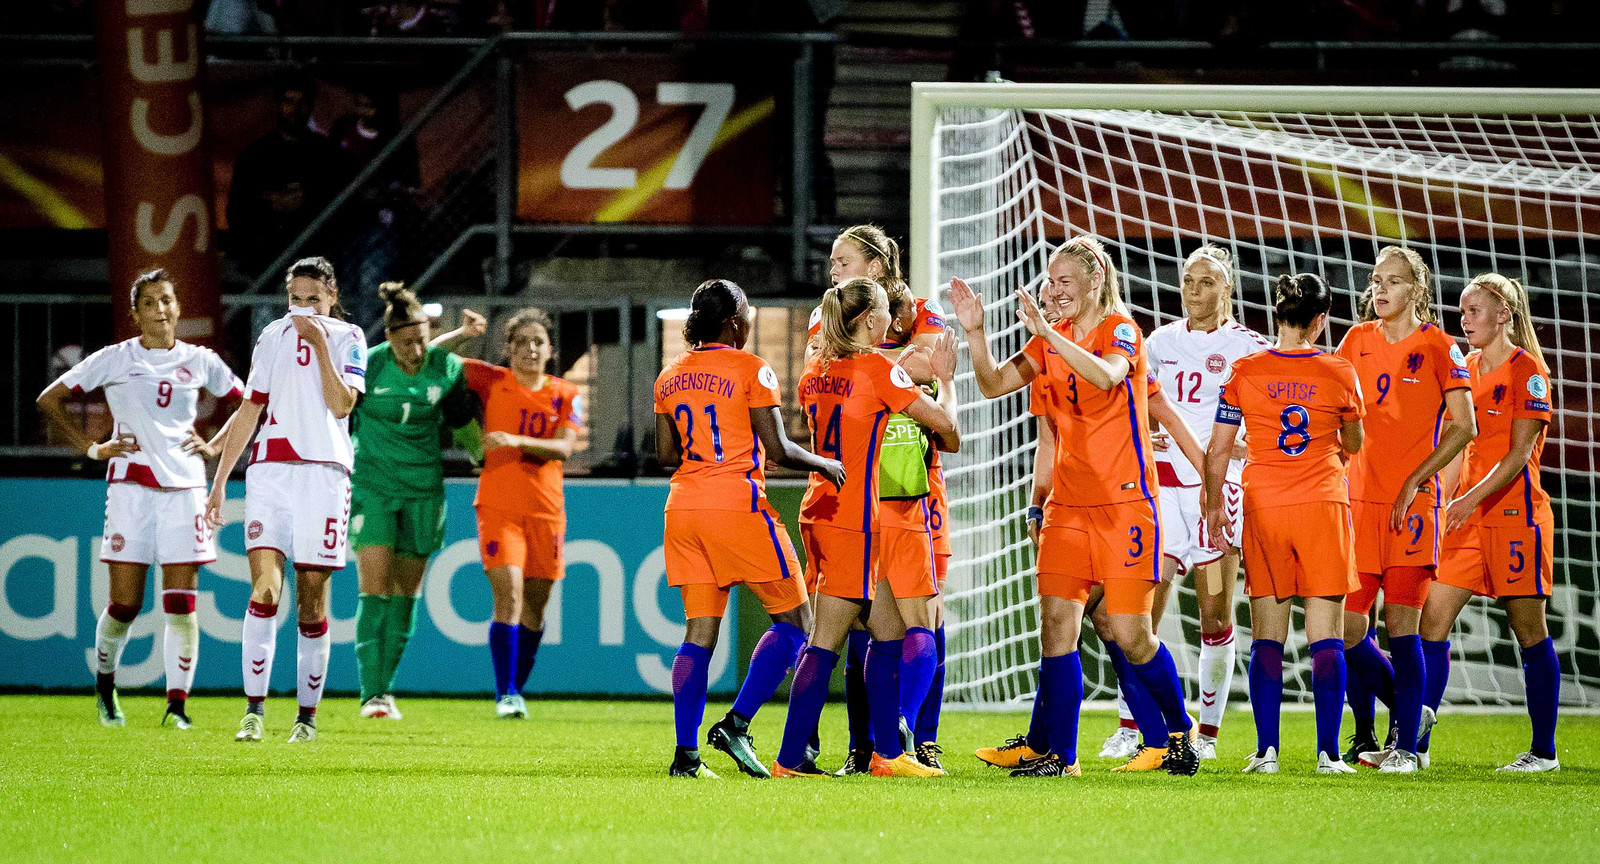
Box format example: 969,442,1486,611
878,411,931,500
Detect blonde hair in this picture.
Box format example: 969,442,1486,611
378,281,427,331
816,277,884,364
1183,244,1236,321
837,225,907,296
1049,236,1128,318
1467,272,1545,360
1363,246,1438,324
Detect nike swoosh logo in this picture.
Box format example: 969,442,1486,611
1015,754,1048,769
1506,575,1523,583
1359,352,1372,357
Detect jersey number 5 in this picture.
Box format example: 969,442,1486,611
296,336,312,367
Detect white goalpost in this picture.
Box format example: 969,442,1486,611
911,83,1600,712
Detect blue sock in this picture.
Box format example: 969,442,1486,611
914,624,945,745
1039,652,1083,764
1106,642,1168,744
844,629,873,752
1249,639,1284,754
1346,634,1397,712
899,628,937,738
514,625,543,692
1026,660,1050,753
1521,637,1560,760
1391,634,1425,753
731,621,807,721
488,621,517,698
778,647,838,768
866,638,904,758
672,642,712,749
1420,638,1451,752
1130,643,1194,737
1310,638,1347,759
1346,638,1376,741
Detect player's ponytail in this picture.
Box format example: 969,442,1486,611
1050,236,1129,319
838,225,907,297
1273,273,1332,330
286,256,345,320
817,277,882,364
683,278,747,346
128,268,174,309
1364,246,1438,325
379,281,427,332
1469,272,1545,361
1185,244,1236,321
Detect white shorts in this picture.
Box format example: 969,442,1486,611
1159,481,1242,572
100,483,215,566
245,461,352,570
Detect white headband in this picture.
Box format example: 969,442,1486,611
1187,249,1233,284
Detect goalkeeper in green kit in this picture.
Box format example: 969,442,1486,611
351,283,485,718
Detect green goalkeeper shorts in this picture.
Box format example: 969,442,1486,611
350,487,447,559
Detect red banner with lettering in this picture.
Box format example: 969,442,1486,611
95,0,221,345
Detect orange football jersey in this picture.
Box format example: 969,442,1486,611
654,344,784,513
798,352,921,532
1218,348,1365,513
1457,348,1552,526
809,296,945,342
1336,321,1470,506
463,358,583,518
1022,314,1158,507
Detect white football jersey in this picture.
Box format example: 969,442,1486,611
53,338,242,489
1147,319,1271,487
242,313,367,472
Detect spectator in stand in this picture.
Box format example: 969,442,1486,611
226,69,351,280
362,2,463,35
206,0,279,34
330,86,421,329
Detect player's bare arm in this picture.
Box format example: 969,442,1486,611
750,405,845,489
1018,289,1130,391
926,329,961,452
35,381,140,459
1149,387,1205,477
949,276,1037,397
1445,416,1545,534
1339,416,1365,456
205,399,263,527
430,308,487,352
1391,387,1477,530
654,412,683,470
1203,420,1236,553
290,316,358,419
485,424,576,462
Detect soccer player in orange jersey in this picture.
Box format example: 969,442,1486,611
1204,274,1366,775
951,236,1200,778
654,280,844,779
1334,247,1476,772
463,309,584,718
1419,274,1561,773
816,225,956,773
774,277,958,779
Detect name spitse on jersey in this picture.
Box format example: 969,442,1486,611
654,344,785,513
798,353,919,532
1147,319,1270,487
1022,314,1158,507
54,338,242,489
1336,321,1470,506
1458,348,1553,526
1217,348,1365,513
243,313,368,472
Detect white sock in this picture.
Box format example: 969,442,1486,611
1198,626,1236,738
1117,692,1133,725
297,619,330,713
242,601,279,701
94,604,138,676
162,590,199,700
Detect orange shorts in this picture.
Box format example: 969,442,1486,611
680,577,807,619
1352,496,1441,573
928,468,952,556
1436,519,1554,599
879,525,938,599
476,507,564,579
1242,501,1359,600
1036,499,1162,605
664,508,802,589
802,522,879,600
1348,567,1435,612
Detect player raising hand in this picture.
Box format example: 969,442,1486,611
654,279,844,779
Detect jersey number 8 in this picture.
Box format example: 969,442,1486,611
1277,404,1310,456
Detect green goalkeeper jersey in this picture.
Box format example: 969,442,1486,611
352,343,468,499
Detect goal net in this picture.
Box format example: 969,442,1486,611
916,84,1600,712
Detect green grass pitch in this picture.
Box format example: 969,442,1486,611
3,695,1596,862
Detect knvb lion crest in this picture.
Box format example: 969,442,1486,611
1493,384,1507,405
1406,352,1424,374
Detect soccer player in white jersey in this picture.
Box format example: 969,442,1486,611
37,269,243,730
206,257,367,744
1143,245,1269,759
